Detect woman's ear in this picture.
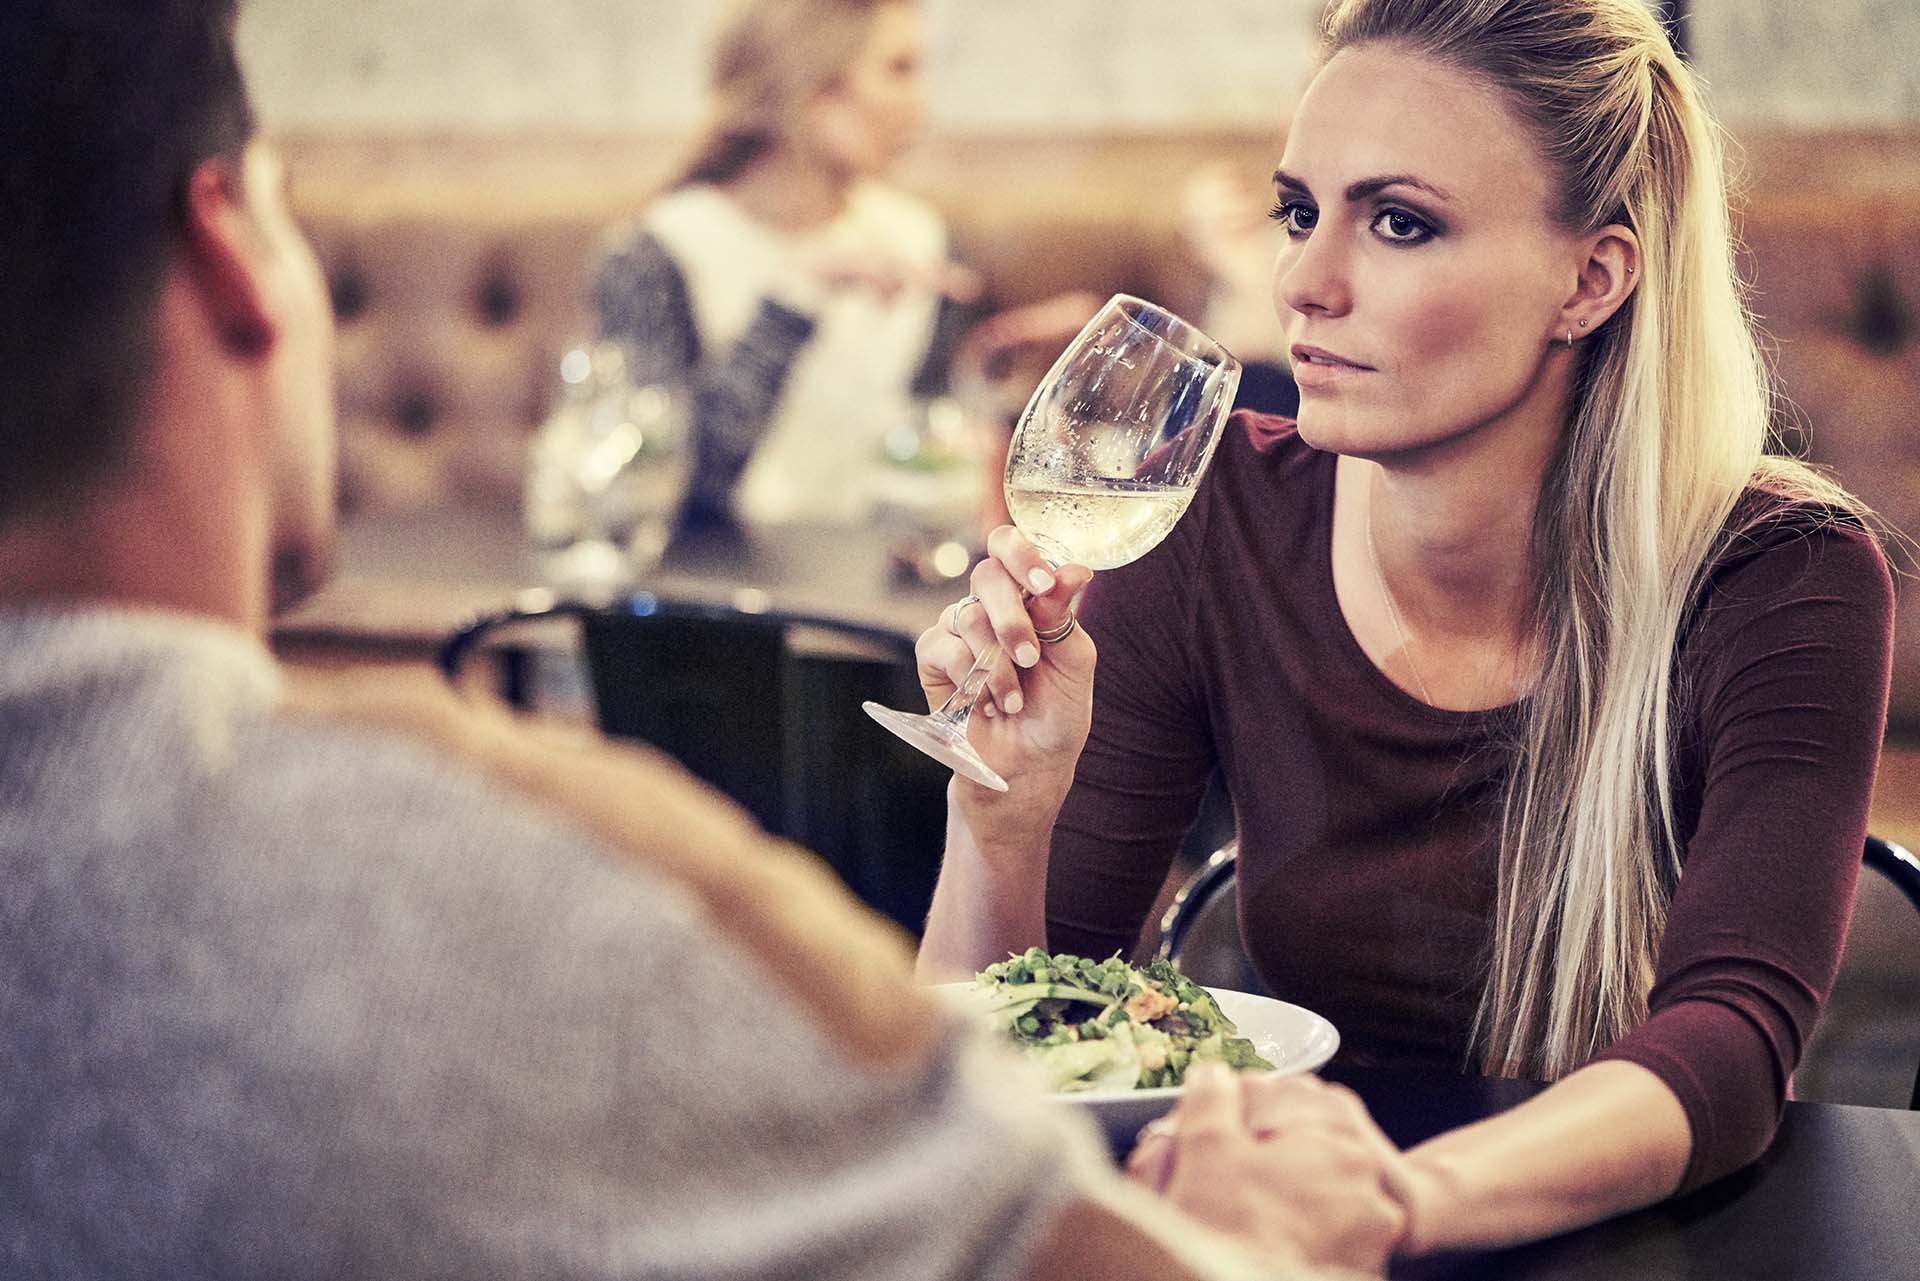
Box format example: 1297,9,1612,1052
1558,225,1640,339
178,154,277,358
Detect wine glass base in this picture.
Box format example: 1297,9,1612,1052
862,702,1010,792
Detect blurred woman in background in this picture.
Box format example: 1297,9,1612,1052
595,0,979,529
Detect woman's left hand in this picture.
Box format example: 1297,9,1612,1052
1126,1067,1415,1274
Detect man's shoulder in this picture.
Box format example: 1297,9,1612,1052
215,702,622,883
224,710,559,832
248,675,943,1064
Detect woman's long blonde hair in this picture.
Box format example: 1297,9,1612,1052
677,0,899,187
1319,0,1867,1079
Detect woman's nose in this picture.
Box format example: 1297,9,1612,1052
1275,232,1351,318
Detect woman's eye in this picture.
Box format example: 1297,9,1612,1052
1270,201,1317,236
1373,209,1433,244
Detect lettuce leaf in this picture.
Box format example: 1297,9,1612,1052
1031,1021,1143,1092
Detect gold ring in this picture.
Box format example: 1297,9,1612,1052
1035,611,1079,645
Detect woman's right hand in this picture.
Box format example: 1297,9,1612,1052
915,525,1096,832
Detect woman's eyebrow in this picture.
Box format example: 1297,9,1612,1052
1272,168,1453,204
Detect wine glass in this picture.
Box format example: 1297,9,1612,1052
864,294,1241,791
525,342,690,588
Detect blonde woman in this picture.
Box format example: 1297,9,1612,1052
595,0,978,528
915,0,1894,1257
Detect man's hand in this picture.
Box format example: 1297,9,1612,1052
1127,1066,1411,1275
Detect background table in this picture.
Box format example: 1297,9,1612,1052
1320,1066,1920,1280
276,505,961,664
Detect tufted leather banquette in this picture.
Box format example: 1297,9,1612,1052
282,128,1920,725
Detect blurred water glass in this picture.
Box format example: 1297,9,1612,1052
526,342,690,588
867,395,989,583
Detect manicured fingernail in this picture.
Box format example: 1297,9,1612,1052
1014,643,1040,668
981,701,997,718
1003,690,1024,715
1028,568,1055,594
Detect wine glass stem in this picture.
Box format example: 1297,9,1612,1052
933,560,1062,728
933,642,1003,728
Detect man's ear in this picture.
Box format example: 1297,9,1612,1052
178,155,276,359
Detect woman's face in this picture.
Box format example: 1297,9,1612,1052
1271,44,1583,460
804,3,925,176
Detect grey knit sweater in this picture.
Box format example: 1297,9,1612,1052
0,609,1106,1280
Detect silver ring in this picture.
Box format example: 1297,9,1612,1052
1034,611,1079,645
947,594,982,635
1136,1116,1178,1146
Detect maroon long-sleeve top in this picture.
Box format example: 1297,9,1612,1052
1047,413,1893,1190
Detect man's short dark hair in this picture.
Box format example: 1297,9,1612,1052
0,0,256,522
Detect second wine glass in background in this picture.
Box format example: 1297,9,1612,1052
524,342,690,589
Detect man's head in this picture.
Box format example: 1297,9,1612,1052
1,0,337,616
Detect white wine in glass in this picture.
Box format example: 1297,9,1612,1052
865,294,1241,790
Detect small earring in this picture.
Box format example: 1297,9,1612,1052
1578,318,1588,328
1565,328,1573,348
1627,265,1636,274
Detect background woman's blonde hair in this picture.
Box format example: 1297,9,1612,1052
677,0,899,187
1318,0,1870,1080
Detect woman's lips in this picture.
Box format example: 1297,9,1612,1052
1291,344,1372,387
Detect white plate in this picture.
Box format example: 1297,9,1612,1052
941,983,1340,1144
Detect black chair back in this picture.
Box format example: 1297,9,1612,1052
1153,843,1267,995
1860,835,1920,1109
441,593,949,933
1864,835,1920,914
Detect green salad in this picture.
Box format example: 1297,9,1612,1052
973,948,1275,1093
